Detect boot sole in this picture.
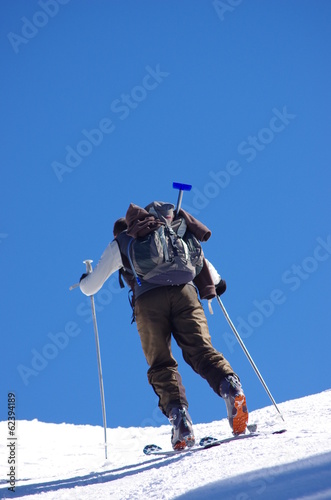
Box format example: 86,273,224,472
173,440,186,450
173,435,195,451
185,435,195,448
232,394,248,435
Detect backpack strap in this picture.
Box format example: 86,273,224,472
127,238,142,286
117,266,136,323
118,268,126,289
128,289,136,324
158,226,170,261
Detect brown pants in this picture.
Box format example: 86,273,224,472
135,284,234,416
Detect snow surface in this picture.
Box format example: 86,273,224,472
1,390,331,499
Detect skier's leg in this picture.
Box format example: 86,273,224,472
135,288,188,416
170,284,234,392
170,284,248,434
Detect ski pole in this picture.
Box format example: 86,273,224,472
173,182,192,213
84,260,108,458
217,296,285,421
71,261,108,458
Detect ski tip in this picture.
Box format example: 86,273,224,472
199,436,219,447
143,444,162,455
173,182,192,191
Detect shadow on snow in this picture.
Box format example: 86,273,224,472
0,454,183,498
175,451,331,500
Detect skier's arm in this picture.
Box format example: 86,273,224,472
80,240,122,296
205,259,221,284
205,259,227,296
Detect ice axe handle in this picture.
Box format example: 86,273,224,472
173,182,192,213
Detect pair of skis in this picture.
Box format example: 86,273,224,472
143,425,287,457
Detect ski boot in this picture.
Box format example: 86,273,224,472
168,407,195,450
220,374,248,435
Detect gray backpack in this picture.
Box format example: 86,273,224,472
127,218,204,286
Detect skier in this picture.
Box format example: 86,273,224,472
79,201,248,450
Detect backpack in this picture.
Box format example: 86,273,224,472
127,217,204,286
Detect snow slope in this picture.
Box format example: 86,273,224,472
1,390,331,500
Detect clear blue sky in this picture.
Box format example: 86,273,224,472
1,0,330,430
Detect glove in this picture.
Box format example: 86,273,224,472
80,273,88,282
215,279,227,296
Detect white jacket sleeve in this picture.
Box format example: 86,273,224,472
79,240,123,296
205,258,221,285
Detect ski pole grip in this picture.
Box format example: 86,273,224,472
69,260,93,291
83,259,93,274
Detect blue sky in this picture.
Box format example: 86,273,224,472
1,0,330,431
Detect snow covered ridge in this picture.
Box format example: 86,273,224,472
1,390,331,500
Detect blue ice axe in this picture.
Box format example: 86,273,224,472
173,182,192,213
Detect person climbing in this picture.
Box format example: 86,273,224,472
79,201,248,450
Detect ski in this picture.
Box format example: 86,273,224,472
143,433,256,456
198,428,286,448
143,427,286,456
